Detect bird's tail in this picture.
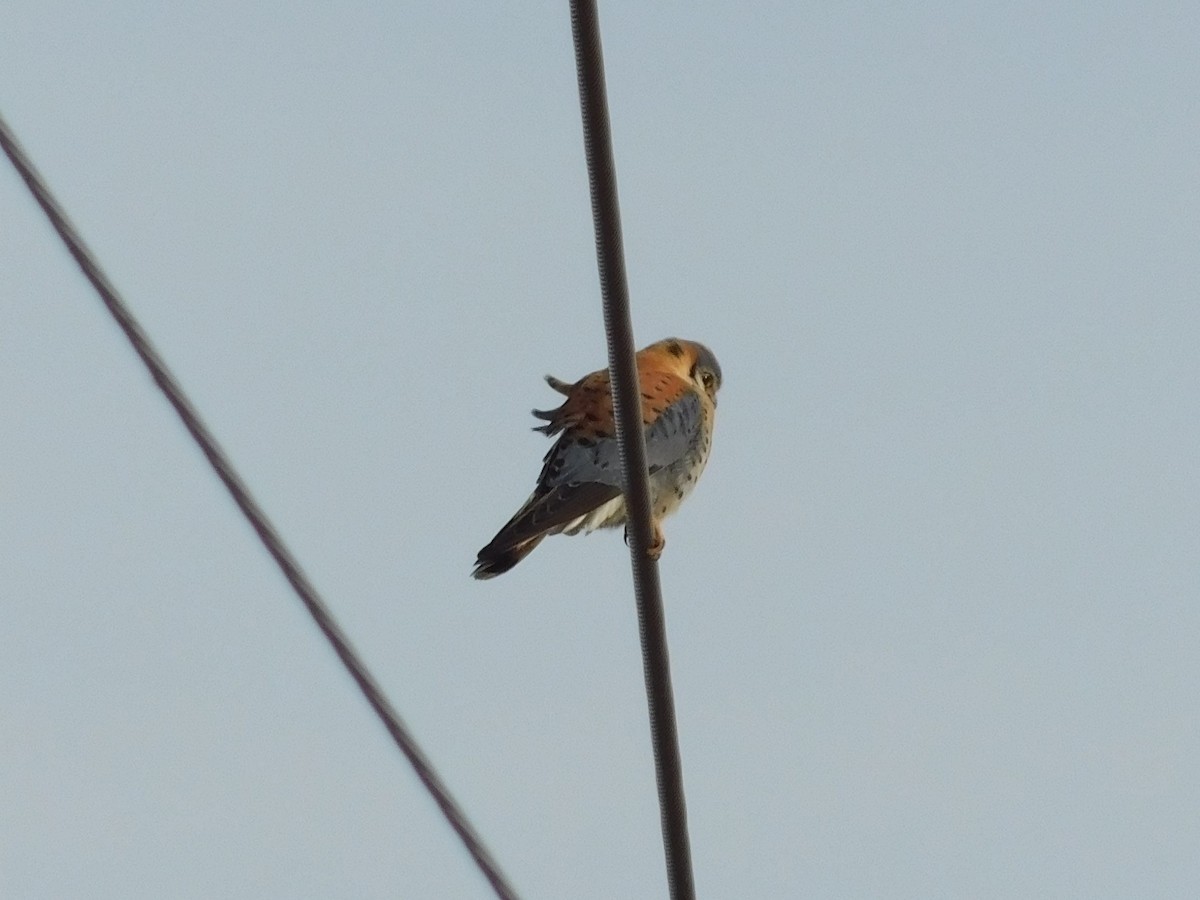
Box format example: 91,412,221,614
471,534,545,580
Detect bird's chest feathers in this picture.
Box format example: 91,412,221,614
649,440,710,518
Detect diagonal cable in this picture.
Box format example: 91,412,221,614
0,111,520,900
568,3,697,898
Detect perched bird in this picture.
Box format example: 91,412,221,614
472,337,722,579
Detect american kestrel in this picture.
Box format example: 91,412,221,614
472,337,722,579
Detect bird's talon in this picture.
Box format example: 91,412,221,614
622,525,666,560
648,525,665,560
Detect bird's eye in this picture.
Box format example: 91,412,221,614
700,371,715,390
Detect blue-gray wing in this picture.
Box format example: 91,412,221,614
539,391,703,489
473,392,705,570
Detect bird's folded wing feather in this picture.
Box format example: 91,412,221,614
476,481,622,556
484,390,703,555
540,389,702,486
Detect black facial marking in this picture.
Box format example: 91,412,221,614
666,340,684,358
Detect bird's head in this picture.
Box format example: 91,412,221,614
646,337,722,406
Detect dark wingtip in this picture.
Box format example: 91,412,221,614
471,551,517,580
472,535,544,580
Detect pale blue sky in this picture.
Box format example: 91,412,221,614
3,3,1198,898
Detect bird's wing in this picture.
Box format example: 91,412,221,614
474,481,622,561
643,390,704,474
538,388,703,489
477,383,704,566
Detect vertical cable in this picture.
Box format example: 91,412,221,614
568,4,697,898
